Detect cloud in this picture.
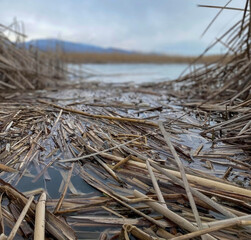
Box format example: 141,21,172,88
0,0,246,54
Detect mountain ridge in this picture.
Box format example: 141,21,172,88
24,38,135,54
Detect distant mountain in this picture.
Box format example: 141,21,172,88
24,39,134,54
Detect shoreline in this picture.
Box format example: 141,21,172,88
0,62,250,240
57,52,225,64
0,17,251,239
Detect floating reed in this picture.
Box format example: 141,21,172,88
0,2,251,239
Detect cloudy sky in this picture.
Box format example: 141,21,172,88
0,0,245,55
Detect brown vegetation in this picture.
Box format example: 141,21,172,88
0,2,251,240
59,52,224,64
0,24,67,91
160,2,251,151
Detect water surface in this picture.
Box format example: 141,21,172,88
69,63,190,83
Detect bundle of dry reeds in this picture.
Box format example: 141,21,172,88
0,22,67,91
161,1,251,153
0,82,250,239
0,3,251,239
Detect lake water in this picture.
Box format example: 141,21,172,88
69,63,190,83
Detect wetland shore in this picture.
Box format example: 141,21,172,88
0,80,250,239
0,11,250,239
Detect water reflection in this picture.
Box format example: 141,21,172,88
69,63,190,83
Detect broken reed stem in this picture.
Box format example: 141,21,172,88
198,5,249,12
86,145,124,184
150,161,236,218
7,195,34,240
171,220,251,240
0,179,76,239
109,138,251,198
79,168,167,229
38,99,158,126
146,159,167,209
32,155,60,183
108,192,168,229
122,224,164,240
0,194,4,234
0,234,7,240
238,119,251,135
133,190,215,240
34,192,46,240
206,214,251,227
23,188,45,197
159,121,208,240
0,164,16,173
112,155,131,170
157,228,175,239
54,163,74,214
59,134,147,163
94,156,124,185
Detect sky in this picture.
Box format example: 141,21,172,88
0,0,246,55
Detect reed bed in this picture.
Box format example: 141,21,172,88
159,2,251,154
59,52,224,64
0,23,67,91
0,81,250,239
0,2,250,240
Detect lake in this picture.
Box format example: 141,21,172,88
69,63,190,84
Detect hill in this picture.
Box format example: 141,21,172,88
24,39,133,54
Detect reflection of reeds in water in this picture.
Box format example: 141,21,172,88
0,22,66,91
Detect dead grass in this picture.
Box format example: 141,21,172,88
59,52,225,64
0,23,68,91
